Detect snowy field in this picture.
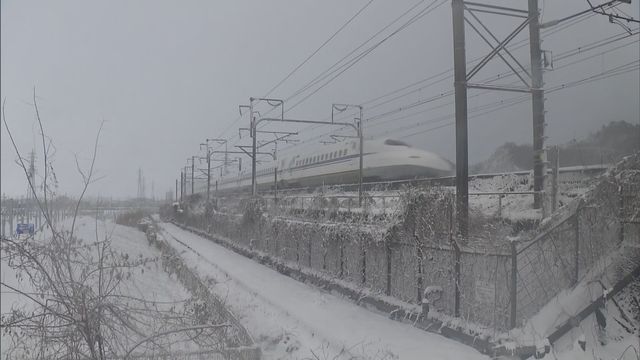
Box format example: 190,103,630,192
158,222,490,360
1,216,191,358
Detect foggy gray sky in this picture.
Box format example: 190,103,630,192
2,0,638,199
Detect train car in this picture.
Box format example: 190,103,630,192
205,138,454,193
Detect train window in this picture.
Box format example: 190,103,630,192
384,139,411,147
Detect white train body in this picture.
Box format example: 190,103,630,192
205,138,454,193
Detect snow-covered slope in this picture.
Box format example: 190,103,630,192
159,222,490,360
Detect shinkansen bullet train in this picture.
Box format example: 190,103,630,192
203,138,454,192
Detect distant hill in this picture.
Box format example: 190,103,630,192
472,120,639,174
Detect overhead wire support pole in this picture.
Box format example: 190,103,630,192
452,0,467,320
245,98,285,197
182,165,189,200
188,156,196,195
332,103,364,207
176,171,184,202
452,0,469,244
207,138,228,174
528,0,546,210
255,112,363,204
200,142,212,202
452,0,549,239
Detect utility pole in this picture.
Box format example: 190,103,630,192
175,179,178,202
206,149,211,201
179,171,184,202
250,101,257,197
243,98,284,197
529,0,545,210
207,139,229,174
357,115,364,207
187,156,195,195
452,0,468,240
183,165,189,199
332,104,364,207
451,0,467,320
451,0,547,237
191,156,195,195
200,142,212,202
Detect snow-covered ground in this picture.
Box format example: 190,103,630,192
158,222,490,360
1,216,191,358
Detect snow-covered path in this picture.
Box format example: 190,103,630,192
159,222,489,360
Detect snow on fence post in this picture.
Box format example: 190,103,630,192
510,239,518,329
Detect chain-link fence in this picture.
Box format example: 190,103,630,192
173,156,639,333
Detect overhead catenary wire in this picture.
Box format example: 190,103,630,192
281,35,638,151
285,50,639,152
205,1,632,169
303,26,638,138
285,0,448,113
261,0,376,99
384,59,640,140
275,4,623,148
187,1,378,161
283,0,442,106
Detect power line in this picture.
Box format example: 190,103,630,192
253,0,446,139
281,0,433,105
261,0,376,99
286,0,447,113
386,60,640,140
279,3,620,140
296,31,639,145
221,2,632,166
285,52,639,150
184,2,376,162
277,4,607,148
